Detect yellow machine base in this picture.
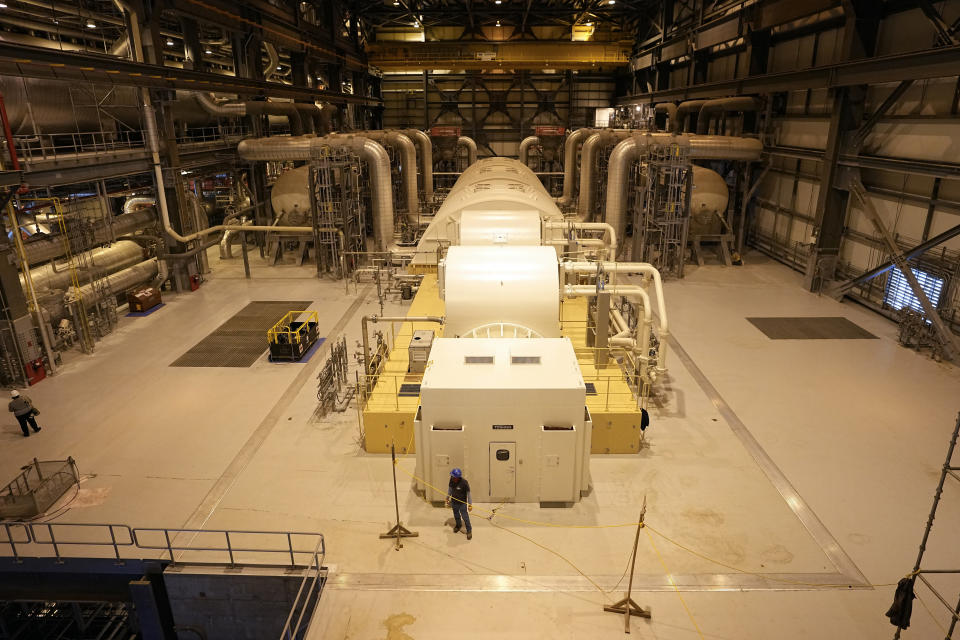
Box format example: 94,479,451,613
361,275,647,454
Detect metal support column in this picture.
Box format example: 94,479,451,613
849,178,959,361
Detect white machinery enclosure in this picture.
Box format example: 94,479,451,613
415,337,591,504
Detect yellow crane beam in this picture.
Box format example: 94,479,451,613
367,41,631,71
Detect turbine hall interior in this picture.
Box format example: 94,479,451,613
0,1,959,639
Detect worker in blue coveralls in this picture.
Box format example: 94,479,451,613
444,467,473,540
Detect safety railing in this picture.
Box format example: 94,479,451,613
267,310,320,345
0,523,31,559
177,123,251,149
0,523,324,570
278,538,326,640
12,130,146,164
360,371,642,412
132,528,324,568
29,523,135,563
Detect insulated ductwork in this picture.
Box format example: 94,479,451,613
519,136,539,165
354,131,419,219
577,130,632,222
71,259,159,307
123,197,155,215
22,240,145,294
696,97,762,135
236,134,395,250
557,128,594,207
654,103,677,132
675,100,708,133
457,136,478,167
603,133,763,244
400,129,434,203
264,42,280,82
0,77,141,135
21,208,157,265
194,93,304,135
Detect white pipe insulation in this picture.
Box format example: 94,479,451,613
543,221,617,259
563,260,669,374
519,136,539,165
457,136,478,166
400,129,434,203
603,133,763,245
353,131,419,220
235,134,396,250
122,197,156,214
557,128,594,207
564,283,654,376
22,240,145,294
577,130,633,222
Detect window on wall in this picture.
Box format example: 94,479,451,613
884,267,945,312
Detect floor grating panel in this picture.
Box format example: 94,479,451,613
746,316,878,340
171,301,312,367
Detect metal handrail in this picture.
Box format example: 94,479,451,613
278,539,326,640
131,528,325,568
0,523,31,560
28,523,134,562
0,523,325,570
267,310,320,345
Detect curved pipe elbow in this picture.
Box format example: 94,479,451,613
457,136,478,166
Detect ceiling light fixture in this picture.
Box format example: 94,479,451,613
86,20,96,28
0,3,8,8
496,20,501,26
166,39,174,46
204,48,212,54
495,0,501,4
608,0,615,4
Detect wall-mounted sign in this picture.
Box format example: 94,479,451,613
492,424,514,430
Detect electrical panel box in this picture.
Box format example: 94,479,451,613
408,330,434,373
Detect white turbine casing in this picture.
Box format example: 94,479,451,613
440,245,560,339
413,157,564,266
459,208,542,246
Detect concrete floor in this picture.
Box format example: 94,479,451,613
2,248,959,639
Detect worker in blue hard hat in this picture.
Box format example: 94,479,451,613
444,467,473,540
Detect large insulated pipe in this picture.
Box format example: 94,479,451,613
564,283,653,377
675,100,708,133
519,136,539,165
264,42,280,82
543,221,617,259
354,131,419,219
21,207,157,265
457,136,478,167
23,240,145,293
123,196,155,214
194,93,304,135
70,259,159,307
557,127,594,207
696,97,762,135
603,133,763,245
563,260,668,373
401,129,434,203
654,103,677,132
577,130,632,222
235,134,395,250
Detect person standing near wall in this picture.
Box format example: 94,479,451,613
445,467,473,540
9,390,41,437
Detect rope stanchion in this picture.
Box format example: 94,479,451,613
379,442,418,550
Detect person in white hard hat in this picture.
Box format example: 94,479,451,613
8,390,41,437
